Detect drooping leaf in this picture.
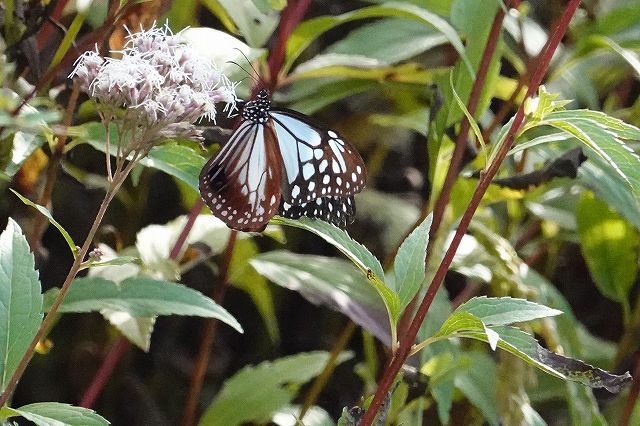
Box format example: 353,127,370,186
199,351,353,426
10,189,78,258
0,219,43,391
0,402,109,426
324,18,448,65
393,214,432,307
456,296,563,326
250,251,390,345
576,191,640,305
43,276,242,333
272,217,385,279
285,2,471,76
539,110,640,202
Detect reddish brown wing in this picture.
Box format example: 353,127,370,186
199,121,283,232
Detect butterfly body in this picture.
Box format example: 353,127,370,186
199,89,366,232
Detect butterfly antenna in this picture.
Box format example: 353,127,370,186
233,47,268,90
227,60,260,86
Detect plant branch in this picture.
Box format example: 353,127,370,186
0,163,134,407
79,336,130,408
360,2,581,424
396,0,512,351
619,354,640,426
180,230,237,426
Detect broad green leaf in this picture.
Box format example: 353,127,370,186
0,89,52,179
576,191,640,305
324,18,447,65
285,2,471,76
199,351,353,426
10,189,78,258
43,276,242,333
203,0,279,47
454,353,498,426
393,214,432,307
0,402,109,426
283,79,378,115
250,251,391,345
539,110,640,201
579,154,640,229
0,219,43,391
290,57,436,84
77,122,206,191
456,296,563,326
461,326,632,391
272,217,385,279
565,382,607,426
141,142,207,191
0,131,45,179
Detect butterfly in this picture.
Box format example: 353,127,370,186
199,89,367,232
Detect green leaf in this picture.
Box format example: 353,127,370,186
43,276,242,333
285,2,471,76
576,191,640,306
539,110,640,201
324,18,448,65
10,189,78,258
462,326,632,392
77,123,206,191
250,251,390,345
199,351,353,426
454,353,498,426
141,142,207,191
272,217,384,279
0,402,109,426
270,217,401,330
0,219,43,392
393,213,432,307
203,0,279,47
579,153,640,229
456,296,563,326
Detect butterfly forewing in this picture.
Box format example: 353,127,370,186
199,121,282,232
269,109,367,204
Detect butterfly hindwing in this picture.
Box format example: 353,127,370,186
269,109,367,205
279,195,356,228
199,120,282,232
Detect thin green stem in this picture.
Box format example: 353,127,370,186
0,159,134,408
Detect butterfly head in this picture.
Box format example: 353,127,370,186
242,89,271,124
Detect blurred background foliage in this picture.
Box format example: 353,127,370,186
1,0,640,425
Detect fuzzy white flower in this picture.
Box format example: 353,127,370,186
70,23,237,146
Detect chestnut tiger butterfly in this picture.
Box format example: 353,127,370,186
198,88,367,232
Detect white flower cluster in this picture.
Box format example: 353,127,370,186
70,24,237,143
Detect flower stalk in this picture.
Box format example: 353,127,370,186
0,24,236,408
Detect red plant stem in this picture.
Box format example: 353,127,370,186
397,0,512,350
170,199,205,260
619,354,640,426
79,337,130,408
428,3,511,245
180,230,237,426
78,199,206,408
266,0,312,86
360,2,582,424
